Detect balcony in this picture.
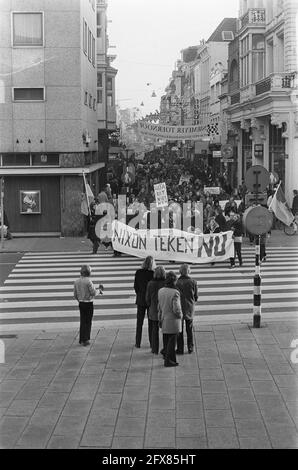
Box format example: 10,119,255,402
255,72,297,96
240,8,266,29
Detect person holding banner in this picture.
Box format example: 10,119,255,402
134,256,155,348
145,266,166,355
158,272,182,367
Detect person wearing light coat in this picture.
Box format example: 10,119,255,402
158,271,182,367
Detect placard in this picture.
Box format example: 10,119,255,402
154,183,168,208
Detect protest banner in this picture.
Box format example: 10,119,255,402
111,220,234,264
204,187,221,195
138,122,207,141
154,182,168,208
219,200,242,211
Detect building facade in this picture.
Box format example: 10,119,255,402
0,0,117,236
226,0,298,202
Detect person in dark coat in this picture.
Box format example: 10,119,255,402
176,264,198,354
145,266,166,354
158,271,182,367
226,211,244,268
134,256,155,348
292,190,298,215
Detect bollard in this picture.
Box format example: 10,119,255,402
253,235,261,328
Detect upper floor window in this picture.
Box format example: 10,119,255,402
13,87,45,101
107,77,113,91
97,72,103,87
12,12,43,47
83,19,87,54
92,36,95,66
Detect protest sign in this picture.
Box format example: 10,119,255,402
111,221,234,264
204,187,221,195
154,183,168,208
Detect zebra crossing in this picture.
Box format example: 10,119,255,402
0,247,297,330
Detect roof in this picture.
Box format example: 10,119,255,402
207,18,237,43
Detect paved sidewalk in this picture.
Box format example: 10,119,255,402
1,229,298,253
0,319,298,449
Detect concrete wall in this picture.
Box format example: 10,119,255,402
0,0,98,154
60,175,85,236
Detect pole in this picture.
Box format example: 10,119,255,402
0,177,4,250
253,235,261,328
82,171,91,217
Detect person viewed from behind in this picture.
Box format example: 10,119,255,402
74,265,103,346
176,264,198,354
158,271,182,367
145,266,166,354
134,256,155,348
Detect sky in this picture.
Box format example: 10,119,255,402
108,0,240,116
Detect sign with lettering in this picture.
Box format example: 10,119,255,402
154,183,168,208
138,122,207,141
111,221,234,264
204,187,221,195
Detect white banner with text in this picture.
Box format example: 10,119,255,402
111,221,234,263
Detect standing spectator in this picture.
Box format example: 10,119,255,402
134,256,155,348
227,211,244,268
158,271,182,367
74,265,103,346
176,264,198,354
145,266,166,354
292,190,298,215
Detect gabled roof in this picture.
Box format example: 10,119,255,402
207,18,237,43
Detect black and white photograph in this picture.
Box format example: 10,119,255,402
20,190,41,214
0,0,298,456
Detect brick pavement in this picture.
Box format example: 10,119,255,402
1,319,298,449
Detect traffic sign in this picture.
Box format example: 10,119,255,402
243,206,273,235
245,165,270,193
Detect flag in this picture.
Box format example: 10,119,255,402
81,182,94,216
269,183,294,227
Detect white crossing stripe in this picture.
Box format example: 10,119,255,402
0,248,297,329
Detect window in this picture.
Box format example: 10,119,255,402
97,89,103,104
92,36,95,66
252,34,264,83
88,28,92,61
13,87,44,101
97,72,103,87
2,153,30,166
89,94,92,108
12,12,43,46
230,59,238,83
240,36,250,86
83,19,87,54
107,77,113,91
222,31,234,41
84,91,88,105
107,94,113,107
93,98,96,111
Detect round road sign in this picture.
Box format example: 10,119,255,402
243,206,273,235
245,165,270,193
